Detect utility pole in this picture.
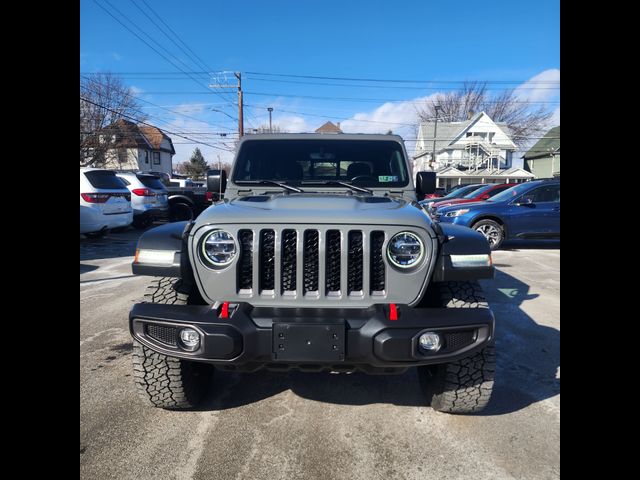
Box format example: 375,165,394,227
267,107,273,133
209,71,244,138
235,72,243,138
431,105,442,171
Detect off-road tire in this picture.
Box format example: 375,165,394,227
132,277,213,409
418,281,495,414
471,219,504,250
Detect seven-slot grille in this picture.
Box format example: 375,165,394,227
237,228,386,299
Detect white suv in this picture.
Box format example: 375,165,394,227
115,172,169,229
80,168,133,237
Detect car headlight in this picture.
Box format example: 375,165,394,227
387,231,424,268
201,229,237,267
443,209,470,218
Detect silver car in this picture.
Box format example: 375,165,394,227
116,172,169,229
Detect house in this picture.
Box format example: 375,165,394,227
412,111,534,189
315,121,342,133
94,119,176,175
523,126,560,178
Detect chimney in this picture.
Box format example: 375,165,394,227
336,122,341,130
467,110,475,119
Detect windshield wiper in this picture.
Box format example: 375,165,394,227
300,180,373,195
237,180,304,193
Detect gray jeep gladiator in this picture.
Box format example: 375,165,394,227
129,134,496,413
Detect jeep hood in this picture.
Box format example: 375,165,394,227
194,193,435,231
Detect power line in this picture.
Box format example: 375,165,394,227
80,96,235,151
93,0,237,116
80,75,235,131
79,70,559,85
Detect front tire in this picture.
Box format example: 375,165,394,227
472,219,504,250
418,281,496,414
132,278,213,409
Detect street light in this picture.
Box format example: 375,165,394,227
267,107,273,133
431,105,442,171
210,108,237,121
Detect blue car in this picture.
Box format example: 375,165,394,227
434,179,560,250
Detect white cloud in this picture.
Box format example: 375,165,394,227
271,115,313,133
550,107,560,126
130,86,144,96
111,52,123,61
515,69,560,102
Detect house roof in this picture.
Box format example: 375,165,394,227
99,119,175,154
139,125,176,154
522,126,560,160
434,165,535,178
315,121,342,133
416,111,516,156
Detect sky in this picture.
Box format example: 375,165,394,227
80,0,560,168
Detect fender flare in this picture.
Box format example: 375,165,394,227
131,221,190,278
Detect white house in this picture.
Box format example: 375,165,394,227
95,119,175,175
413,111,534,189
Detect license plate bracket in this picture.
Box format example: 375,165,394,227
272,323,345,362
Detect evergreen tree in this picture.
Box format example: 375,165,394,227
183,148,209,179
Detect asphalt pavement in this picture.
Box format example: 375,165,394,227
80,229,559,480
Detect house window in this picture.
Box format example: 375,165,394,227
144,151,149,164
153,152,160,165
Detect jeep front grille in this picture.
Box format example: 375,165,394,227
236,227,387,300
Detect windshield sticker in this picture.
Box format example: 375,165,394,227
378,175,398,182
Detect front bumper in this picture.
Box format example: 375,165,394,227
129,303,494,372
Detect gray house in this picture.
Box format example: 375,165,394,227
523,126,560,178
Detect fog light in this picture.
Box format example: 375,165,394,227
179,328,200,351
418,332,441,352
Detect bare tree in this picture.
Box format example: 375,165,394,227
80,72,147,167
416,81,553,148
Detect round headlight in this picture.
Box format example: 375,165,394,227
387,231,424,268
201,229,237,267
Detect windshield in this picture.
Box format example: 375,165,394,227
463,184,492,199
488,182,532,202
232,139,409,188
440,184,480,199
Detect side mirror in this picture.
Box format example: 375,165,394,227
480,194,490,200
207,169,227,195
415,171,436,199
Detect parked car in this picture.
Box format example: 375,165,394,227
434,179,560,250
80,168,133,237
430,182,517,213
149,172,211,221
115,172,169,229
419,183,484,209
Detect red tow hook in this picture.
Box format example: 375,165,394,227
220,301,230,319
389,303,398,321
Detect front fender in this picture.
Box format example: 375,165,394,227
131,221,189,277
431,223,494,281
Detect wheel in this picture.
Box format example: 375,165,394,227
132,277,214,409
169,202,194,222
472,219,504,250
418,281,495,414
132,216,153,229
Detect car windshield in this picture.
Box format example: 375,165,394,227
441,185,481,199
232,139,409,188
463,184,492,199
488,182,532,202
